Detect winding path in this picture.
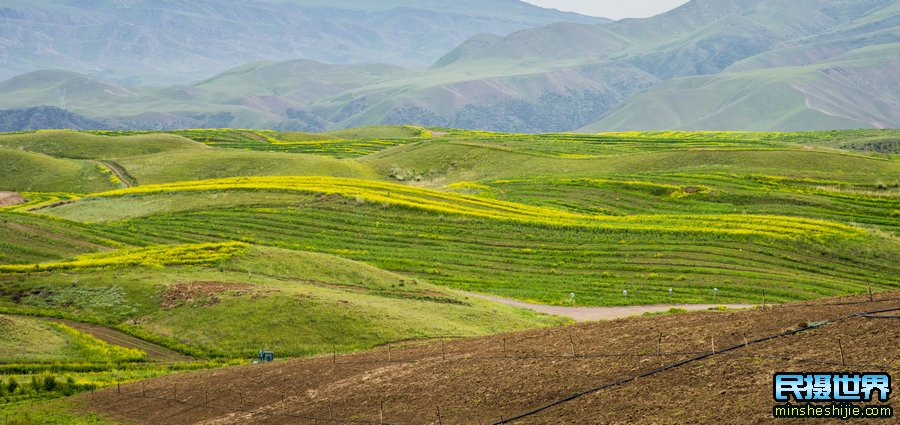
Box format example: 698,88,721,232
97,160,134,188
45,318,194,363
462,291,755,322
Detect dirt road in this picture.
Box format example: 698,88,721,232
462,291,755,322
45,318,194,362
97,160,135,188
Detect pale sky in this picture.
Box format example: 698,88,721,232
523,0,690,20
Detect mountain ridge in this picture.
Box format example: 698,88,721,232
1,0,898,132
0,0,607,84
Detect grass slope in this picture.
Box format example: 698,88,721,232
113,149,380,184
362,139,900,184
0,130,205,160
0,244,564,358
1,127,898,423
36,181,899,307
0,315,143,364
0,148,118,193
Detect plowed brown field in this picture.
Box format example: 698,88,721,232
83,294,899,424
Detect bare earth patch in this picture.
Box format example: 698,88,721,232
0,191,25,207
160,282,255,310
462,291,754,322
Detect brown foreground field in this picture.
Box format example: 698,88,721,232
83,294,899,424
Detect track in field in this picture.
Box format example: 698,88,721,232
45,318,194,363
461,291,755,322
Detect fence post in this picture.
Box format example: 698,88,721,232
868,284,873,302
380,400,384,424
656,333,662,356
239,391,243,411
569,333,577,357
441,341,446,361
333,345,337,365
174,383,177,401
437,406,443,425
838,337,846,366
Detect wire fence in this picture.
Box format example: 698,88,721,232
492,305,900,424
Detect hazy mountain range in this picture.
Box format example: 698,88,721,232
0,0,605,84
1,0,898,132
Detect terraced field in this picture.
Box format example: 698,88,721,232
0,127,897,422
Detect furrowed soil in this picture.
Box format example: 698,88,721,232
83,293,899,424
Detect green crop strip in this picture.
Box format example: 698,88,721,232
75,176,863,239
0,242,245,274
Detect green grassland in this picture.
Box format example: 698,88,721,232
0,131,205,160
0,244,564,358
0,316,142,364
0,148,119,193
86,126,429,159
1,126,898,420
112,149,380,184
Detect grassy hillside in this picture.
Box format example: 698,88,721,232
0,244,564,358
35,168,899,307
0,130,205,159
362,136,900,183
113,149,380,184
165,127,429,158
0,148,119,193
0,315,143,364
0,127,897,423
